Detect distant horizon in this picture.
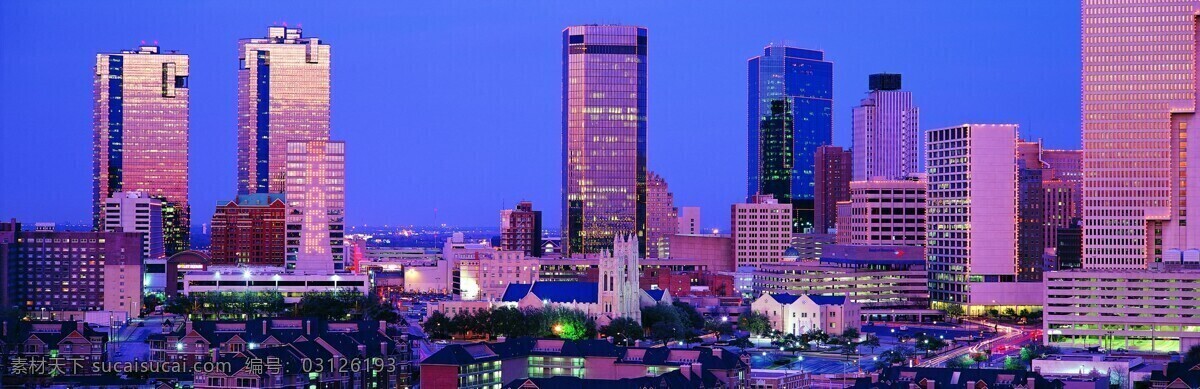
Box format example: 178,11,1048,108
0,1,1081,234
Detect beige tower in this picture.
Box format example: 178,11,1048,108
598,234,641,325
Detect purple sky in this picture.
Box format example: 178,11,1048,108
0,1,1080,233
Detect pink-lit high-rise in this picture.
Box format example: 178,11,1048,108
1082,0,1200,269
238,26,331,195
93,45,190,255
562,25,648,256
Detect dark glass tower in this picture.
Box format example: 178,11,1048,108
562,25,648,256
747,46,833,233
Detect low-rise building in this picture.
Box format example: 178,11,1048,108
854,367,1068,389
750,293,862,336
1032,354,1143,389
182,266,369,303
421,338,749,389
1044,264,1200,352
753,245,928,310
148,318,412,389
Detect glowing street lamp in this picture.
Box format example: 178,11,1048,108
332,274,341,290
553,324,564,334
273,274,281,289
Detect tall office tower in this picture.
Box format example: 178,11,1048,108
93,45,190,256
677,206,701,235
1041,149,1083,249
645,171,678,258
237,26,331,195
1082,1,1200,269
731,194,793,268
840,178,926,246
102,191,165,260
1,220,143,316
284,140,346,274
814,145,852,234
926,124,1041,314
1016,140,1046,282
852,74,920,181
500,201,543,257
210,193,287,266
562,25,648,256
748,46,833,233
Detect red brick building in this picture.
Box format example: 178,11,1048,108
210,194,286,266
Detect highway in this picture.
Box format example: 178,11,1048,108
918,319,1031,367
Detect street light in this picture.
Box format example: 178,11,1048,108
273,274,281,289
243,270,252,292
214,271,222,293
332,274,341,290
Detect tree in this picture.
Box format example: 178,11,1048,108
731,336,754,349
672,302,705,330
425,311,453,339
914,334,948,355
944,304,965,318
1004,356,1027,371
1002,308,1017,318
143,294,163,316
164,295,193,316
841,328,861,343
738,311,771,336
946,355,977,369
860,334,881,353
489,307,528,338
541,307,595,340
705,319,734,336
601,317,644,346
642,304,686,343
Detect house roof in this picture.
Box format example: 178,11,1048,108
645,289,667,301
857,367,1061,389
423,337,747,372
769,293,801,304
502,368,708,389
502,281,599,304
808,295,847,305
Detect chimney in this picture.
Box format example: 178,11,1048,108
306,320,312,335
185,320,193,334
691,363,702,380
262,320,267,334
211,347,218,360
381,341,387,356
925,379,935,389
680,364,692,380
1028,377,1036,388
76,321,85,333
357,344,366,357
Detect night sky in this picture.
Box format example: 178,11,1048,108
0,1,1080,232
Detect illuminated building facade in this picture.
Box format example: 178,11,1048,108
210,193,287,266
284,140,346,274
562,25,648,256
926,124,1042,314
500,201,543,257
748,46,833,233
841,178,926,246
102,191,165,260
1082,0,1200,269
851,73,920,181
237,26,331,195
93,45,190,255
1042,149,1082,249
645,171,678,258
731,194,792,268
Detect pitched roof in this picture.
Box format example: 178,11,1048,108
502,369,703,389
501,283,533,302
645,289,667,301
504,281,600,304
770,293,801,304
423,337,746,372
858,367,1061,389
808,295,847,305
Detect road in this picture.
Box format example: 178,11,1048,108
919,319,1030,367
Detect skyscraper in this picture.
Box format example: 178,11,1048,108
562,25,648,256
1042,149,1082,249
840,178,926,246
1016,140,1045,282
852,73,920,181
731,194,793,269
748,46,833,233
93,45,190,255
645,171,678,258
814,145,852,234
285,140,346,274
926,124,1041,314
677,207,701,235
1082,1,1200,269
238,26,331,195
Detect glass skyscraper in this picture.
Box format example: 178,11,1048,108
562,25,648,256
748,46,833,233
237,26,331,195
93,45,191,255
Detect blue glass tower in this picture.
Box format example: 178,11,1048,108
747,46,833,233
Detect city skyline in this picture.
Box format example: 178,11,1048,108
0,1,1081,231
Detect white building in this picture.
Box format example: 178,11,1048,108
926,124,1042,315
103,191,165,260
852,73,920,181
838,178,925,247
434,235,650,326
678,207,701,235
285,140,346,274
182,266,369,303
1044,264,1200,353
732,194,793,268
750,293,861,336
